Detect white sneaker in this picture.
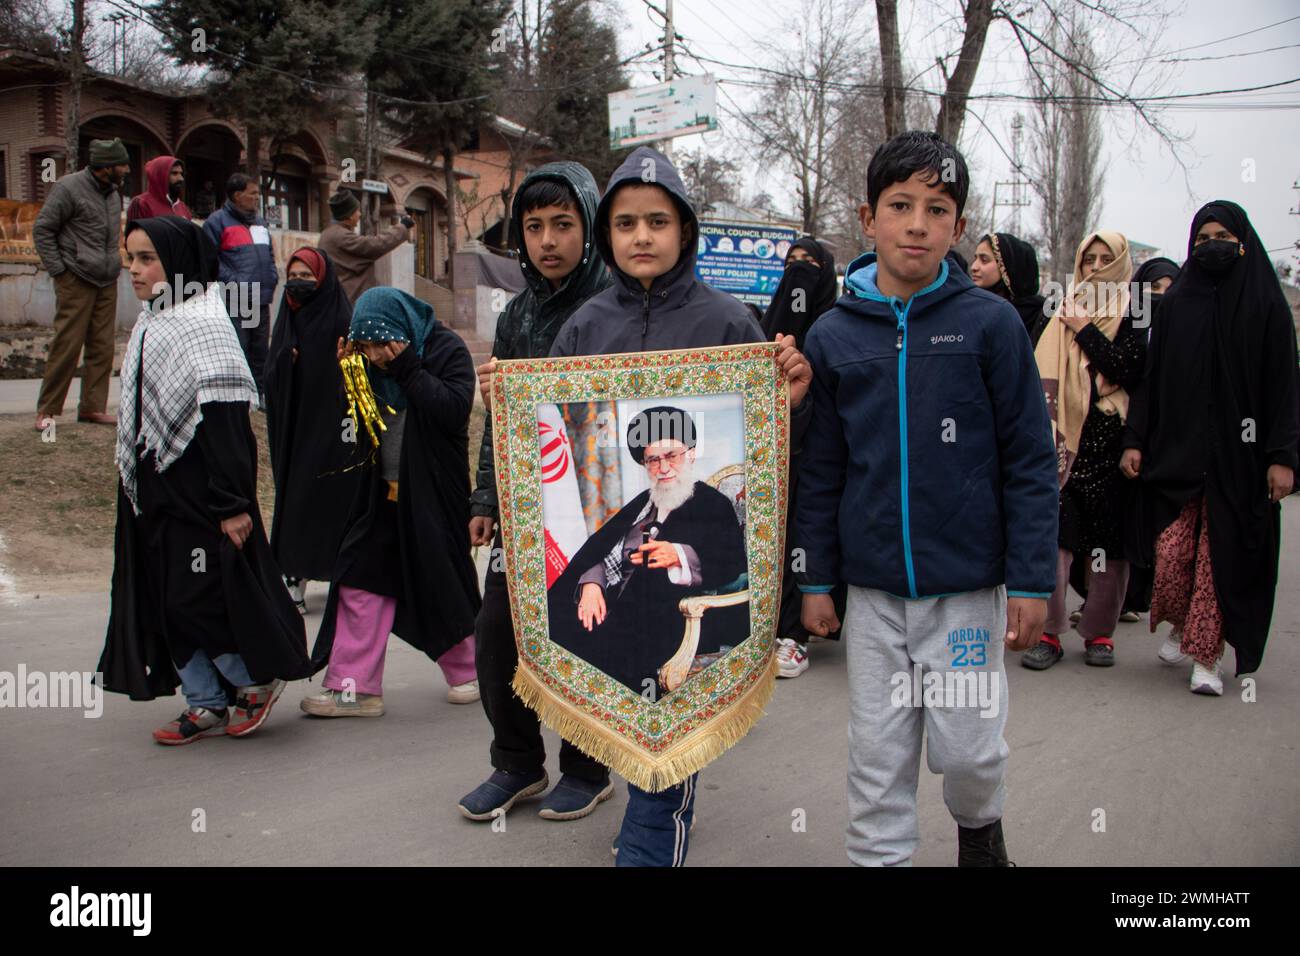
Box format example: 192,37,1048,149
285,577,307,614
1190,660,1223,696
1157,630,1188,664
448,679,480,704
776,638,809,678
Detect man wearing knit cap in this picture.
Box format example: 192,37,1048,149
32,137,131,431
318,188,413,304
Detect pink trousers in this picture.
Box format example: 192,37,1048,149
323,585,477,696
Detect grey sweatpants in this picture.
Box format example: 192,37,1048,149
844,584,1010,866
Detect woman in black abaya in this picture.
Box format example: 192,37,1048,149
263,247,361,612
99,215,310,745
1121,201,1298,695
762,237,843,677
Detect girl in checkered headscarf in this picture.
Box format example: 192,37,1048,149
98,216,311,746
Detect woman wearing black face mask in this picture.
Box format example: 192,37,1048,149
762,238,838,349
1130,256,1179,341
762,237,844,677
1121,201,1299,695
264,246,363,612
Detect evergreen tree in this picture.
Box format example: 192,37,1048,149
534,0,628,185
366,0,510,280
150,0,374,182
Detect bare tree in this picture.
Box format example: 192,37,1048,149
875,0,905,138
873,0,1177,155
823,59,887,258
824,57,933,259
678,147,741,216
933,0,996,144
1026,12,1106,281
63,0,89,171
0,0,63,54
748,0,867,235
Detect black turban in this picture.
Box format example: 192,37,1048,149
626,406,697,464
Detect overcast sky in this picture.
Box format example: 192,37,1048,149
611,0,1300,269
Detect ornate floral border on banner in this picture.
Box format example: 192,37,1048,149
492,343,789,791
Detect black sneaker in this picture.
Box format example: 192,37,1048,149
457,769,548,821
958,819,1014,867
538,773,614,821
1084,640,1115,667
1021,639,1063,670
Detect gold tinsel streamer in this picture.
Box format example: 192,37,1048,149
339,351,394,467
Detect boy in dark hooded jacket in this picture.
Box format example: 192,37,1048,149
458,162,618,824
797,132,1058,867
546,146,811,867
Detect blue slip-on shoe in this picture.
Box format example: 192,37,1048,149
457,769,548,822
537,773,614,821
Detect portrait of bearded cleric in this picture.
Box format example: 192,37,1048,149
545,403,749,696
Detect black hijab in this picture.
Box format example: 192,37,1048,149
125,215,218,309
762,238,837,348
1132,256,1180,333
1132,256,1179,290
1124,200,1299,675
982,232,1047,343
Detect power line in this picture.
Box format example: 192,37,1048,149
1161,42,1300,64
686,49,1300,108
1156,13,1300,55
1111,13,1300,66
698,0,770,54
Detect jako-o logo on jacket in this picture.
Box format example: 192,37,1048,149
930,333,964,345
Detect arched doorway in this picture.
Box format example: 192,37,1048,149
176,123,243,219
77,114,168,199
266,131,329,232
403,186,450,283
263,153,311,232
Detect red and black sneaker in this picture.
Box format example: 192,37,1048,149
153,707,229,746
226,680,285,737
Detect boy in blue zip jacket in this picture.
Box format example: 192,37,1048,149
797,131,1058,867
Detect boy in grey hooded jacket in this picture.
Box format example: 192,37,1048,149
551,146,811,866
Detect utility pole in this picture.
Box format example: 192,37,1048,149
103,13,128,76
661,0,675,160
1009,114,1024,234
991,113,1030,234
640,0,683,158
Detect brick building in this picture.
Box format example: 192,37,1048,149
0,50,554,284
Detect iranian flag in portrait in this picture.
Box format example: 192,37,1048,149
537,403,588,587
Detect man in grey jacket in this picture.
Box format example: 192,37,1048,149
33,138,130,430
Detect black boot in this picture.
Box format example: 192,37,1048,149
957,819,1014,867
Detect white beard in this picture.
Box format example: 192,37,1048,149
648,459,697,517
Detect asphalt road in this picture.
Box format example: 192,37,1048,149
1,503,1297,867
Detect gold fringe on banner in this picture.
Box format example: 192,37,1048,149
512,653,779,793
